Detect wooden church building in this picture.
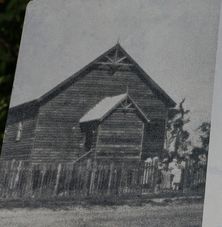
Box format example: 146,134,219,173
1,43,176,164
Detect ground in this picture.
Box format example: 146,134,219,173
0,201,203,227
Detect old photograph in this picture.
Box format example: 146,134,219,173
0,0,221,226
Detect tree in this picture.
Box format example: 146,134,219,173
197,122,211,151
165,98,191,156
190,122,211,162
0,0,29,149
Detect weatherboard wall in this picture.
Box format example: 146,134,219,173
31,66,168,162
96,107,144,159
1,105,39,160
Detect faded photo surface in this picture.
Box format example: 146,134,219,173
0,0,221,226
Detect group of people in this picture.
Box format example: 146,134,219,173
144,156,186,192
158,158,186,191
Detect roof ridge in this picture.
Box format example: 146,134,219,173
10,43,176,110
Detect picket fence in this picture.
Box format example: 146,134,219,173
0,158,207,199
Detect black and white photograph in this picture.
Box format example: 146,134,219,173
0,0,221,226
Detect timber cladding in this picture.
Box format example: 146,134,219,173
1,103,39,160
1,43,176,164
96,108,144,159
31,68,168,162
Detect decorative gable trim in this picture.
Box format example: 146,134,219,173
10,43,176,111
79,93,150,130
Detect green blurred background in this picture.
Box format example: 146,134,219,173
0,0,29,150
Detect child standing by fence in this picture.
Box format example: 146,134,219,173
169,158,186,191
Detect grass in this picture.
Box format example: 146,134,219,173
0,200,203,227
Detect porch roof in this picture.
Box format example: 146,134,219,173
79,93,150,124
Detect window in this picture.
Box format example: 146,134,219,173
16,122,23,141
79,128,94,151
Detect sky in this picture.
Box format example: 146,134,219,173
10,0,221,143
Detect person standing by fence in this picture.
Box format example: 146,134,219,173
155,158,172,193
160,159,171,191
169,158,186,191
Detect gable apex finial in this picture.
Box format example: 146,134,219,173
117,37,121,45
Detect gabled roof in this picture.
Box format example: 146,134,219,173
10,43,176,112
79,93,150,124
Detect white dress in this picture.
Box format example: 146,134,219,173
171,167,182,184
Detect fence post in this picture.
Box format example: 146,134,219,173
83,159,92,196
54,163,62,196
182,160,188,193
9,159,16,191
13,160,22,198
24,161,33,198
39,164,46,197
119,162,125,195
89,159,97,195
107,162,114,195
65,164,72,197
139,161,144,197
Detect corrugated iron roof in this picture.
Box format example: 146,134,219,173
80,93,150,124
80,94,127,123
